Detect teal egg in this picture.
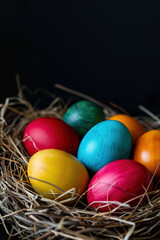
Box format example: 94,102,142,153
63,100,105,137
77,120,132,172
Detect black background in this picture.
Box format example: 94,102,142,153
0,1,160,239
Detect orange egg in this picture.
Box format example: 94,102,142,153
133,130,160,178
108,114,145,145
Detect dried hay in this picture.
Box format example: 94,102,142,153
0,81,160,240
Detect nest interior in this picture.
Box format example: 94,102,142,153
0,84,160,240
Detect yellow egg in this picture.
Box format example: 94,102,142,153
27,149,89,200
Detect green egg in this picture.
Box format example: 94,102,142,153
63,100,105,137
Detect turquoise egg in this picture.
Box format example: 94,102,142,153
63,100,105,137
77,120,132,172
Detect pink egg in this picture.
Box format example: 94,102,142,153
23,117,80,156
87,159,153,212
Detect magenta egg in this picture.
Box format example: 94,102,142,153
87,159,153,212
23,117,80,156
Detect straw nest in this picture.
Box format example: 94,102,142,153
0,82,160,240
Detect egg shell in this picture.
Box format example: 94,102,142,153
133,130,160,179
63,100,105,137
23,117,80,156
77,120,132,172
109,114,145,145
28,149,89,200
87,159,153,212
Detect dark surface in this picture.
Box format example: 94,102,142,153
0,1,159,239
0,0,160,115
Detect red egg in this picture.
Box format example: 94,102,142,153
87,159,153,212
23,117,81,156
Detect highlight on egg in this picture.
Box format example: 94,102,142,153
23,116,80,156
87,159,153,212
77,120,132,172
27,149,89,201
63,100,105,137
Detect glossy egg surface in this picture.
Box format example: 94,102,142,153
23,117,80,156
77,120,132,172
28,149,89,200
133,130,160,178
87,159,153,212
63,100,105,137
109,114,145,145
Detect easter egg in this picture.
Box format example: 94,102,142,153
87,159,153,212
27,149,89,200
109,114,145,145
77,120,132,172
133,130,160,178
63,100,105,137
23,117,80,156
